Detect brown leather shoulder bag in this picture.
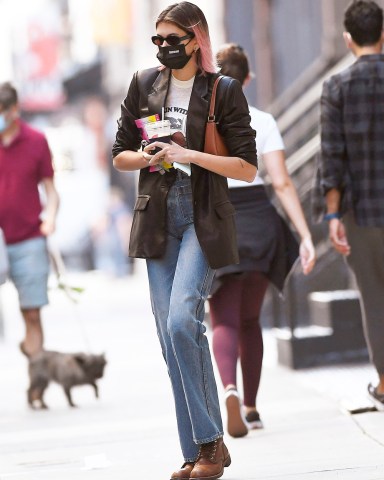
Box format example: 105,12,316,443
204,76,229,156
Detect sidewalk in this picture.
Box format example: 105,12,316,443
0,262,383,480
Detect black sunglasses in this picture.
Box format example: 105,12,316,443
151,32,195,47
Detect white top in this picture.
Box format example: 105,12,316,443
227,105,285,188
164,75,194,175
165,74,194,137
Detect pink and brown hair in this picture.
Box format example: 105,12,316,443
156,2,216,75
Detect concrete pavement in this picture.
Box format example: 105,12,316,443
0,261,383,480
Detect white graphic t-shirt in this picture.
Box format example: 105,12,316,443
164,75,194,175
165,74,194,138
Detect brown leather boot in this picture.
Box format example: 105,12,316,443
190,438,231,479
170,462,195,479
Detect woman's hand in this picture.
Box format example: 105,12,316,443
144,141,190,166
143,141,256,182
299,236,316,275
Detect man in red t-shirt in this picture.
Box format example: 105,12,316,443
0,82,59,356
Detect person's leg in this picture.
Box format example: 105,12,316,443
344,212,384,394
209,274,248,437
148,224,222,459
380,373,384,395
147,234,201,462
209,275,242,389
209,271,269,433
7,237,50,356
20,308,43,355
238,271,269,429
168,223,222,443
147,174,224,465
239,271,269,410
168,223,230,479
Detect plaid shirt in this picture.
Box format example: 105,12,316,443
318,54,384,227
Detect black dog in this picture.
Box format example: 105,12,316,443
25,350,107,409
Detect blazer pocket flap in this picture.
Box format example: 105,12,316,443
215,201,235,219
134,195,150,211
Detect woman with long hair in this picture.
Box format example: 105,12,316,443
112,4,257,479
209,44,316,439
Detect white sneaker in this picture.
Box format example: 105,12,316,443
245,410,264,429
224,388,248,438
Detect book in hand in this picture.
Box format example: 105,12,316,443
135,117,191,175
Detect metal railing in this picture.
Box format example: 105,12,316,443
279,53,354,178
261,53,356,332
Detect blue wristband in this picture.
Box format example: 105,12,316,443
324,212,341,221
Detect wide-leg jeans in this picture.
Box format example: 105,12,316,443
146,173,223,462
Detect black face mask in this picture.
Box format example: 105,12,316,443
156,44,192,70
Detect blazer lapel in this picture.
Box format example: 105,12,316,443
146,70,212,151
148,68,171,118
186,74,211,151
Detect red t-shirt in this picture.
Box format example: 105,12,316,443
0,120,54,244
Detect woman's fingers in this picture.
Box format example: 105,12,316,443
143,141,169,154
145,141,186,165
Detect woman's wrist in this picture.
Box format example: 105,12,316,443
142,152,152,162
300,234,312,242
188,149,199,165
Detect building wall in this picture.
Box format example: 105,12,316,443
223,0,258,105
269,0,323,96
223,0,384,110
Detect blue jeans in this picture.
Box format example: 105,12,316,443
146,172,223,462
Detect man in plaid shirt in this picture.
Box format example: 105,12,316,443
318,0,384,410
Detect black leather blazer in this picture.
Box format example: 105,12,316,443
112,67,257,269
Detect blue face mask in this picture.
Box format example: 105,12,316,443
0,113,9,133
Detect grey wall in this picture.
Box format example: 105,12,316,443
269,0,323,95
223,0,358,108
223,0,258,105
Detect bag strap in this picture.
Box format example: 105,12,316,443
207,76,224,123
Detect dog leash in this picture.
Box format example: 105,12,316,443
48,242,92,352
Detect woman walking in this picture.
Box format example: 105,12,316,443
209,44,316,438
112,5,257,479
